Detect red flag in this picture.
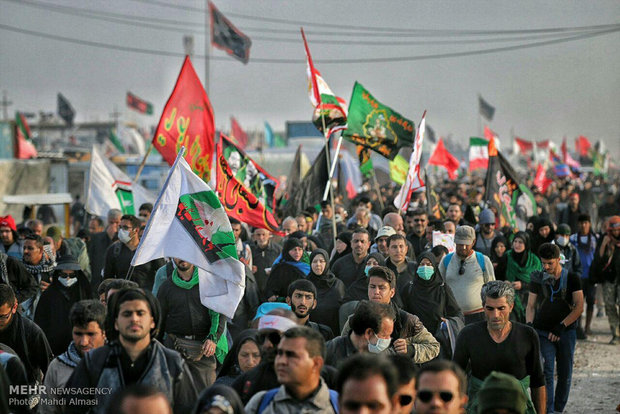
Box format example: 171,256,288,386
575,135,591,157
534,164,553,193
428,138,459,179
230,117,248,149
153,56,214,181
514,137,533,154
216,134,281,234
15,112,37,159
561,137,581,170
484,126,498,142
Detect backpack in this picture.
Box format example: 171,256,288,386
443,252,489,283
257,387,339,414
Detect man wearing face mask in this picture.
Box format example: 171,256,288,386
553,224,582,278
103,215,165,290
325,300,395,366
34,255,93,356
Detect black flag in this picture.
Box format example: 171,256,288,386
57,93,75,127
209,1,252,64
478,95,495,121
284,147,328,217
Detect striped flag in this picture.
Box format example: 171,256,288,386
469,137,489,171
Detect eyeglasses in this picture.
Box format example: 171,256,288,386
257,331,281,346
417,390,454,403
458,260,465,275
399,394,414,406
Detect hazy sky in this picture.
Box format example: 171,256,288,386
2,0,619,153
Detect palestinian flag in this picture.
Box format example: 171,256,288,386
469,137,489,171
343,82,414,160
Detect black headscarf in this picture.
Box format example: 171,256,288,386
192,384,245,414
532,217,555,255
281,237,304,262
308,248,338,289
406,252,447,333
217,329,260,380
490,234,508,263
511,231,532,267
330,231,352,266
365,251,386,267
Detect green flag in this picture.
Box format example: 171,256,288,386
343,81,414,160
108,129,125,153
389,154,409,185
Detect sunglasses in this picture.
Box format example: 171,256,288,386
399,394,413,406
417,390,454,403
257,331,281,346
458,260,465,275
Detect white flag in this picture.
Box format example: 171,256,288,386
85,146,155,217
393,111,426,212
131,150,245,319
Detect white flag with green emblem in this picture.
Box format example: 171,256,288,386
85,146,155,217
131,150,245,319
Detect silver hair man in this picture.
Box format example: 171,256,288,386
480,280,515,306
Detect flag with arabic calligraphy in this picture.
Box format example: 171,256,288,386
153,56,215,181
216,134,281,233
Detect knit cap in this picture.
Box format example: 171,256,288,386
477,371,526,414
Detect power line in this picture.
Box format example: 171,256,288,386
3,0,608,46
0,22,618,64
6,0,619,38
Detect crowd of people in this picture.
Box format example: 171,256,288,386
0,168,619,414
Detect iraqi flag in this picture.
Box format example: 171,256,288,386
131,150,245,319
469,137,489,171
393,111,426,213
85,146,155,217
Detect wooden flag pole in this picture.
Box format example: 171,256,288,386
133,140,154,183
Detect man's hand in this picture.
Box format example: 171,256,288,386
202,339,216,358
512,281,522,290
393,338,408,354
548,332,560,342
40,280,50,291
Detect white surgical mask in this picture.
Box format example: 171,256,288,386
368,333,391,353
118,229,131,244
556,236,569,247
58,276,78,288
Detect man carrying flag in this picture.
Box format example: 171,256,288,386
394,111,426,213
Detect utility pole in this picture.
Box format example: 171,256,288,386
1,91,12,121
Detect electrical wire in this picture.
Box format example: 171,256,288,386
4,0,611,45
1,22,618,64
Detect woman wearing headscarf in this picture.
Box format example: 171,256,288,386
306,249,345,335
192,383,245,414
264,238,310,302
490,234,508,270
402,252,462,335
496,231,542,322
330,231,352,267
215,329,261,386
532,217,555,257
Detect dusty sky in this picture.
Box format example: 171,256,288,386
1,0,619,153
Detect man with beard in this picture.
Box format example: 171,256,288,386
405,209,428,258
474,209,499,257
245,327,338,414
0,284,52,385
65,287,197,414
231,308,299,403
285,279,333,341
0,248,37,305
157,258,226,390
454,281,545,414
332,228,371,287
40,300,106,413
21,233,57,318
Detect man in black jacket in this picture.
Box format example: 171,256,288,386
250,227,281,300
0,251,37,304
65,287,197,414
157,258,225,391
285,279,333,341
0,284,52,385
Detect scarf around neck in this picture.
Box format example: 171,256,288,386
23,258,56,276
58,342,82,368
172,266,199,289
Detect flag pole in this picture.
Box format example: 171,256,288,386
133,140,154,183
320,113,338,250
